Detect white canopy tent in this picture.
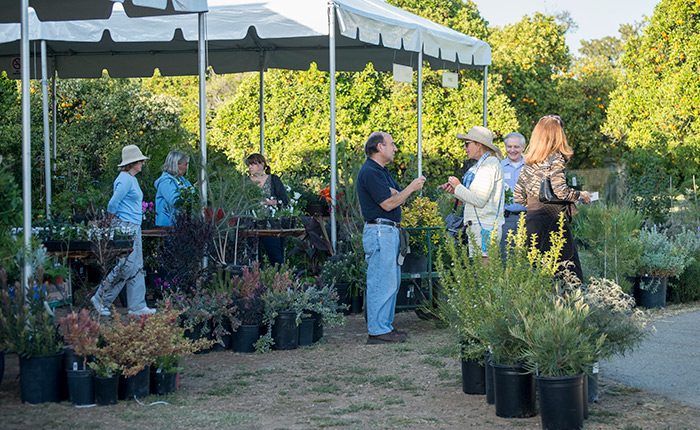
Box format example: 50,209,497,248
1,0,491,252
0,0,208,290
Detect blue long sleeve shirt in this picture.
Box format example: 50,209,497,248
107,171,144,225
501,157,527,213
154,172,192,226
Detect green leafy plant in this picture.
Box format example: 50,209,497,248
0,285,63,357
572,203,643,292
401,196,444,256
437,214,566,363
511,289,606,377
229,262,266,326
637,226,699,278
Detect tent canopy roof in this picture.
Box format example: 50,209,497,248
0,0,490,79
0,0,208,23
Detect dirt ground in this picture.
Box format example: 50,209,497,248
1,308,700,430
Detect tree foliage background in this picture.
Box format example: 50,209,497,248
1,0,697,215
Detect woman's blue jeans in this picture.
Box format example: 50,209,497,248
363,223,401,336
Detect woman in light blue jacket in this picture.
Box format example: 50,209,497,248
91,145,155,317
154,151,193,227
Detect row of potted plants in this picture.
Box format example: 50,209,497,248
437,214,648,430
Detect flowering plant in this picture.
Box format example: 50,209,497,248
58,309,100,370
230,262,267,325
274,186,304,217
142,201,156,227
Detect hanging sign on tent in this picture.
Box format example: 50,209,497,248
393,63,413,83
441,71,458,89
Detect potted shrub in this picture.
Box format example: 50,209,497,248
511,289,605,430
230,262,266,353
400,196,443,273
205,266,242,351
147,302,212,395
296,281,346,346
100,312,156,399
579,277,648,403
319,254,354,314
0,284,64,404
438,214,567,417
635,226,698,308
58,309,100,405
257,264,304,352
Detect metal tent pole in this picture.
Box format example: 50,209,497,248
198,11,207,206
417,47,423,178
259,55,265,155
41,40,51,218
21,0,31,293
482,66,488,126
328,1,337,253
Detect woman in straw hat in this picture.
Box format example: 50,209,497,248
439,126,505,264
513,115,592,282
91,144,156,317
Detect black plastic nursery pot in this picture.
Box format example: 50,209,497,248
272,311,299,350
0,351,4,386
461,357,486,395
232,324,261,353
536,374,585,430
19,350,64,404
185,320,213,354
119,367,150,400
66,369,95,405
492,362,536,418
94,375,119,406
311,312,324,343
298,317,315,347
588,368,600,404
150,370,177,395
635,276,667,309
484,354,495,405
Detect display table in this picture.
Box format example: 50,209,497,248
243,228,306,238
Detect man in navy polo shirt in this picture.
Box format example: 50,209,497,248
357,131,425,344
500,132,527,256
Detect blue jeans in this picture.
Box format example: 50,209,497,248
363,223,401,336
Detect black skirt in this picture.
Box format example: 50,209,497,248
525,199,582,282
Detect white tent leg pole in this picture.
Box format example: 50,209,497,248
198,12,207,206
41,40,51,218
21,0,31,293
328,1,337,253
52,70,57,163
259,66,264,155
417,48,423,179
482,66,488,127
198,12,208,269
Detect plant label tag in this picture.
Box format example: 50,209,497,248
572,177,577,186
591,192,599,201
73,362,78,371
156,368,162,373
393,63,413,83
441,72,458,88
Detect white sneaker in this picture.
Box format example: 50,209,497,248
91,295,111,316
128,306,156,316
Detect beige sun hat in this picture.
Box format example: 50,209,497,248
456,126,503,161
117,145,150,167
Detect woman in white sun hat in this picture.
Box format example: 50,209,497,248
439,126,505,264
91,145,156,317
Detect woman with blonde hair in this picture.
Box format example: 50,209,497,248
513,115,592,281
154,150,193,227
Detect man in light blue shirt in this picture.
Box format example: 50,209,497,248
500,132,527,256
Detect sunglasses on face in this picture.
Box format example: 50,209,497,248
543,114,563,127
